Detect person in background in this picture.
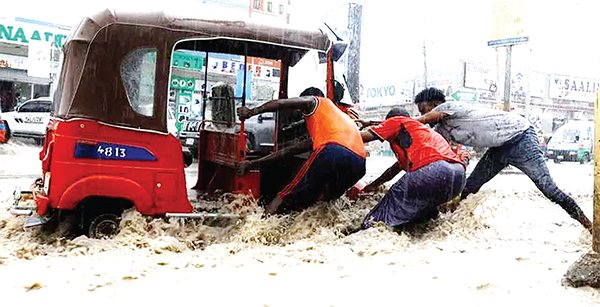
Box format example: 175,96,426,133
415,87,593,233
358,107,466,228
237,87,366,214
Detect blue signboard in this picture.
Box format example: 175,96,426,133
74,142,157,161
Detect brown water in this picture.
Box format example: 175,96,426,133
0,143,599,305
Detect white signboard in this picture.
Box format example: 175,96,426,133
359,80,414,109
414,76,455,97
529,72,546,98
0,53,28,70
549,75,600,102
465,62,497,92
465,62,546,99
27,40,51,78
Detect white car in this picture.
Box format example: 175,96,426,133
0,97,52,144
167,108,178,136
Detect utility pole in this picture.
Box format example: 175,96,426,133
346,3,363,104
423,38,428,89
503,45,512,112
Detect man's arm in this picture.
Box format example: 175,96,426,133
238,138,313,174
417,111,447,125
363,162,401,192
360,129,379,143
355,119,382,128
237,97,316,120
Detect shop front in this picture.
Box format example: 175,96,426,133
0,17,70,112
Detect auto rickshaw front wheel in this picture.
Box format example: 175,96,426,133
88,213,121,239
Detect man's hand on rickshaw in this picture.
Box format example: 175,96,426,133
237,160,254,175
346,108,360,120
355,119,380,128
237,106,254,120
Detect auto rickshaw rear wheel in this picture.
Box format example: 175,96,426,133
580,153,590,164
88,213,121,239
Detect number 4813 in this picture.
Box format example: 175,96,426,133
97,145,126,158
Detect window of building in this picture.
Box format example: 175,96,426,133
120,48,157,117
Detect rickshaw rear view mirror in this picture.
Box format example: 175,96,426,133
317,41,348,64
332,41,348,62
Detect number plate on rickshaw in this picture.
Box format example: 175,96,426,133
186,138,194,145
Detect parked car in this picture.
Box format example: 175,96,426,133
546,120,593,164
0,97,52,144
179,102,275,158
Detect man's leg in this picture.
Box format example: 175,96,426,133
508,128,592,231
364,161,465,228
323,145,366,201
461,147,508,200
270,145,332,214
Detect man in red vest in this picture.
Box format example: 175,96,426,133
359,107,466,228
237,87,366,214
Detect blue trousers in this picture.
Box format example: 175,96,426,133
461,126,587,221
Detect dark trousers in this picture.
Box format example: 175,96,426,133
461,126,587,221
279,143,366,211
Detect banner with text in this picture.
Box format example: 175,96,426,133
549,75,600,103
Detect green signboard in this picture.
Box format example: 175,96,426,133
172,51,205,71
0,22,69,49
176,90,193,131
451,90,479,103
170,75,196,91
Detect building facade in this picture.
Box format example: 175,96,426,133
0,17,70,111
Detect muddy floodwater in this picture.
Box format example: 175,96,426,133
0,140,599,306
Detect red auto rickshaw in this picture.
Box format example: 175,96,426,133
11,9,346,238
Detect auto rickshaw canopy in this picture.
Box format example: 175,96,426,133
53,9,332,133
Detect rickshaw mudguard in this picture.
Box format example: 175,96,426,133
56,175,155,214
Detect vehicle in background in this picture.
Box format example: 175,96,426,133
179,102,275,158
546,120,593,164
0,97,52,144
167,108,178,136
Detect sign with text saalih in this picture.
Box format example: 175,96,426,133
0,20,70,49
488,0,529,47
549,75,600,103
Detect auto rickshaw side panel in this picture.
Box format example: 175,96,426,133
39,119,192,216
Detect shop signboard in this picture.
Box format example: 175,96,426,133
249,0,289,24
359,80,414,109
0,19,70,49
176,90,193,131
464,62,546,99
488,0,529,47
27,40,51,78
0,54,28,70
450,90,479,103
172,51,205,71
549,75,600,103
170,76,196,91
465,62,497,92
414,76,455,97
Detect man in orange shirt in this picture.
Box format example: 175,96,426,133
359,108,466,228
237,87,366,214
